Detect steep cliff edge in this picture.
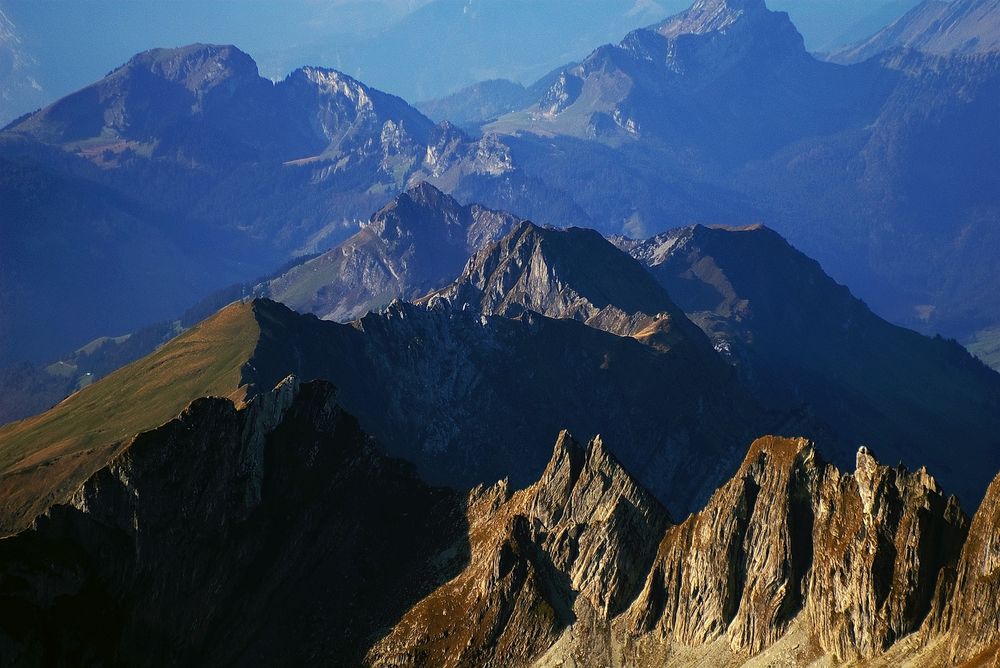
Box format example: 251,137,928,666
369,435,976,667
925,468,1000,665
367,432,671,667
0,377,466,666
1,408,996,666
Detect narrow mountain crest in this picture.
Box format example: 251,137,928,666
368,432,671,664
427,220,708,351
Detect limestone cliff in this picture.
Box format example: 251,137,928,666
367,432,671,667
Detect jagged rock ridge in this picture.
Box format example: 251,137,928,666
0,371,997,665
265,182,520,321
372,436,982,667
368,431,671,666
426,220,710,351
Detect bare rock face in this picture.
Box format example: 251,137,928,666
265,182,519,322
367,431,671,667
367,435,972,667
928,468,1000,663
625,436,820,654
429,220,709,352
616,438,966,664
805,446,968,660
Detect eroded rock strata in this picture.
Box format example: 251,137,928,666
0,389,996,666
373,436,981,667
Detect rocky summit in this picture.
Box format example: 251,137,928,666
265,182,520,322
426,220,709,351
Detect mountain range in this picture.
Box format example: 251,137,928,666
265,181,521,321
2,368,1000,665
4,183,999,509
264,186,1000,505
478,0,1000,345
4,0,1000,367
1,0,924,125
3,1,1000,663
0,282,768,537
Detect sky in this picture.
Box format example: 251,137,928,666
0,0,923,125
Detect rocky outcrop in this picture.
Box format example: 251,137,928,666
625,437,820,655
367,432,671,667
0,377,466,666
265,182,519,321
620,438,966,663
805,447,967,660
368,435,974,667
428,220,709,353
927,468,1000,664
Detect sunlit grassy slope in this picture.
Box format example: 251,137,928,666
0,301,259,534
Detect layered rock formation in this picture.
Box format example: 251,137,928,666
265,182,519,321
610,438,967,665
927,468,1000,664
365,434,989,667
624,437,821,656
1,382,997,666
427,220,707,352
368,432,671,667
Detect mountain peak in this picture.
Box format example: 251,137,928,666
642,0,805,69
427,220,708,349
122,43,259,93
657,0,768,38
397,180,454,213
264,185,518,321
364,183,472,252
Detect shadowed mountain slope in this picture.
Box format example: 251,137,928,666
6,393,992,664
618,223,1000,506
0,296,768,534
0,378,468,666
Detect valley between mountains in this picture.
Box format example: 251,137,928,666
3,0,1000,665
